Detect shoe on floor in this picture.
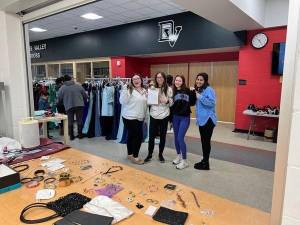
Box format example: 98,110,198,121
172,155,182,165
194,162,210,170
70,135,75,141
194,160,205,167
159,154,165,163
176,160,188,170
127,155,134,160
144,154,152,163
132,158,144,165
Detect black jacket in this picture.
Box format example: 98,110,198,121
171,88,196,117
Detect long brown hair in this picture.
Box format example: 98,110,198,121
129,74,144,94
154,72,168,96
194,73,209,93
173,75,187,93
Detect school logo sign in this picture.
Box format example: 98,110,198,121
158,20,182,47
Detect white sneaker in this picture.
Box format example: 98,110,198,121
176,160,189,170
172,155,182,165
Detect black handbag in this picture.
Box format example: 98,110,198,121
20,193,91,224
54,210,113,225
153,207,188,225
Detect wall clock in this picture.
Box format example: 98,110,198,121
251,32,268,49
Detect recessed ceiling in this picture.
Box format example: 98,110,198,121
28,0,187,42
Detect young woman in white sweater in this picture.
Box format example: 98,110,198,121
119,74,147,165
145,72,173,163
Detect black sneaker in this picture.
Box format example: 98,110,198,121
70,135,75,141
144,155,152,163
159,154,165,163
194,160,204,167
194,162,210,170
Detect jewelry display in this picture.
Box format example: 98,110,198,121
44,177,56,184
44,182,56,189
176,193,186,208
11,164,29,173
26,181,40,188
71,176,83,183
200,209,214,217
148,184,158,193
136,203,144,209
34,169,45,177
146,199,159,205
191,191,200,208
32,176,44,182
21,177,33,184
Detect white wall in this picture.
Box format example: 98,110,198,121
0,11,30,139
271,0,300,224
264,0,289,28
230,0,266,25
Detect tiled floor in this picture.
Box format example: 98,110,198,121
186,120,277,152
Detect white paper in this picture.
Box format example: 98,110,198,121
36,189,56,200
41,158,65,168
47,163,65,172
0,164,16,177
147,89,159,105
145,205,157,216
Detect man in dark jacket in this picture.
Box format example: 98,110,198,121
57,75,88,140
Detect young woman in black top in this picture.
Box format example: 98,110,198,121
171,75,196,169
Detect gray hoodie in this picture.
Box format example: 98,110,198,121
57,81,88,111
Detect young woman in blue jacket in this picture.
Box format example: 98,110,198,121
193,73,217,170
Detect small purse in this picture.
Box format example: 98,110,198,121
20,193,91,224
152,207,188,225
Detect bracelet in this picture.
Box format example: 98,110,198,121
11,164,29,173
21,177,33,184
34,170,45,177
59,178,71,187
146,199,159,204
32,176,44,182
59,172,70,179
44,177,56,184
26,181,40,188
44,182,56,189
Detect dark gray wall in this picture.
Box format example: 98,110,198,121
30,12,246,63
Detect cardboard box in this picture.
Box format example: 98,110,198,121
0,164,21,194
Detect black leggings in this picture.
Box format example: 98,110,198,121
148,116,169,155
199,118,215,162
122,117,143,158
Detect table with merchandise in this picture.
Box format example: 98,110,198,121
0,148,270,225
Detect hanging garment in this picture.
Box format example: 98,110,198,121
94,88,102,137
82,91,94,134
112,86,121,140
101,86,115,116
87,90,96,138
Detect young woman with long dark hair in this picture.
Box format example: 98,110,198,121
171,75,196,169
145,72,173,163
193,73,217,170
119,74,147,165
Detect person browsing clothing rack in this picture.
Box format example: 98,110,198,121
171,75,196,170
119,74,147,165
145,72,173,163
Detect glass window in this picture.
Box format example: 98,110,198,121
60,63,73,76
93,61,110,78
47,64,59,78
76,62,91,83
31,64,46,80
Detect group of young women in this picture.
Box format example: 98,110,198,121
119,72,217,170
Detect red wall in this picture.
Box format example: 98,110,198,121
111,56,126,77
111,56,150,77
235,27,287,132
